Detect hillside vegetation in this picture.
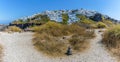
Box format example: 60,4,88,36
32,21,95,57
10,9,117,30
11,13,114,30
76,14,113,29
102,25,120,60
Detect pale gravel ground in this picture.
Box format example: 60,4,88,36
0,30,117,62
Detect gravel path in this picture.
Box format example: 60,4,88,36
0,30,117,62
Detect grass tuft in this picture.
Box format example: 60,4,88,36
102,25,120,60
69,35,89,51
7,26,22,32
33,33,67,57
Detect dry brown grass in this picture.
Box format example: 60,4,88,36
69,35,89,52
32,21,86,37
102,25,120,61
32,21,95,57
84,29,95,39
7,26,22,32
33,33,67,57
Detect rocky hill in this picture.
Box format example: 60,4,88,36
9,9,119,29
13,9,118,24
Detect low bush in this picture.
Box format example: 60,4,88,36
80,19,95,25
62,14,69,24
97,22,107,28
7,26,22,32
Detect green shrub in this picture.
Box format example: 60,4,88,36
12,19,25,24
31,14,50,23
97,22,107,28
62,14,69,24
80,19,95,25
76,14,86,20
76,14,97,29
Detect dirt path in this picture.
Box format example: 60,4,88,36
0,32,49,62
0,30,117,62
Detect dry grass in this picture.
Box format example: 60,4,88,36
69,35,89,52
102,25,120,61
32,21,95,57
32,21,86,36
33,33,67,57
84,29,95,39
0,44,3,62
7,26,22,32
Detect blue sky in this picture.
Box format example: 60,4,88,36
0,0,120,24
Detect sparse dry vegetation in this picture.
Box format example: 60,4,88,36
32,21,86,36
69,35,89,52
32,21,95,57
7,26,22,32
102,25,120,60
33,33,67,57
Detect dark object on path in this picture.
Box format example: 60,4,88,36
63,36,66,39
98,30,103,32
65,47,72,56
